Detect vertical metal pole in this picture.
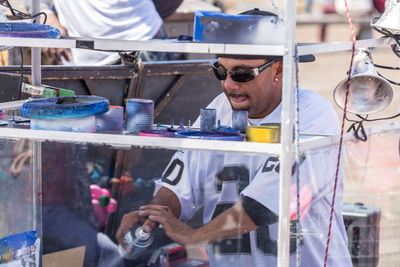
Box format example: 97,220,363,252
31,0,42,262
31,0,41,86
32,141,42,236
277,0,297,265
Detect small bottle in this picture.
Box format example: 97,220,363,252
118,223,154,259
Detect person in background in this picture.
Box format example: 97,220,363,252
116,8,352,267
25,0,183,65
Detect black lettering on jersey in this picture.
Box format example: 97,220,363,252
212,203,251,254
256,225,277,256
212,165,299,257
212,165,251,255
256,220,301,256
161,158,184,186
215,165,249,193
261,156,280,173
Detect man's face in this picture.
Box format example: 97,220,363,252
217,58,282,119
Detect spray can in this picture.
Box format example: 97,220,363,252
118,223,154,259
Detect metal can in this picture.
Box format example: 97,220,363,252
118,224,154,259
200,108,216,131
126,98,154,133
232,110,248,133
95,105,124,133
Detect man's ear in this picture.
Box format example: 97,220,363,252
274,62,283,76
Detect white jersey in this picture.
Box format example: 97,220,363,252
158,90,352,266
54,0,162,65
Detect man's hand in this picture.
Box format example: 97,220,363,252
116,211,157,248
139,205,201,247
40,10,72,64
116,187,182,248
42,47,72,63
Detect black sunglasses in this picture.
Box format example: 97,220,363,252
212,60,274,83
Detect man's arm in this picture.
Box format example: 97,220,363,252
138,199,260,248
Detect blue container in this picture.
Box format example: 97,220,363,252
0,22,60,38
95,105,124,133
193,10,284,45
20,95,109,133
176,130,244,141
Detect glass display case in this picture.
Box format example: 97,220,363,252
0,0,399,266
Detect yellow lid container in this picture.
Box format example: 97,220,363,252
246,125,281,143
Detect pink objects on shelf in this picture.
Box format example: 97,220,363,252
90,184,117,227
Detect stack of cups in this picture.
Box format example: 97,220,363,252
126,99,154,133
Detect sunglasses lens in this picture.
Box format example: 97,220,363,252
212,66,227,80
230,71,255,82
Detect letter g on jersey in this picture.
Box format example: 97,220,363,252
261,156,280,173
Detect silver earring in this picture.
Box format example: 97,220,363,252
274,77,279,82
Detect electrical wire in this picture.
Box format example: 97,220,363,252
0,0,47,24
374,63,400,70
345,111,400,143
323,0,357,264
32,12,47,24
0,0,48,100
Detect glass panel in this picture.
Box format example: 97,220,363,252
0,138,39,265
2,131,398,266
343,132,400,266
40,142,177,267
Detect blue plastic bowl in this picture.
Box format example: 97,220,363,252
20,95,109,119
0,22,60,38
176,130,244,141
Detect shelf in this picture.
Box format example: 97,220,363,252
0,99,397,154
299,121,400,152
298,37,394,55
0,127,282,155
0,36,394,56
0,120,397,155
0,37,285,56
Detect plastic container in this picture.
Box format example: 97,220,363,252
176,130,244,141
0,22,60,38
20,95,109,133
95,105,124,132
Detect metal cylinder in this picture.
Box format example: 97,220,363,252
232,110,248,133
200,108,216,131
118,224,154,260
95,105,124,133
126,99,154,132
